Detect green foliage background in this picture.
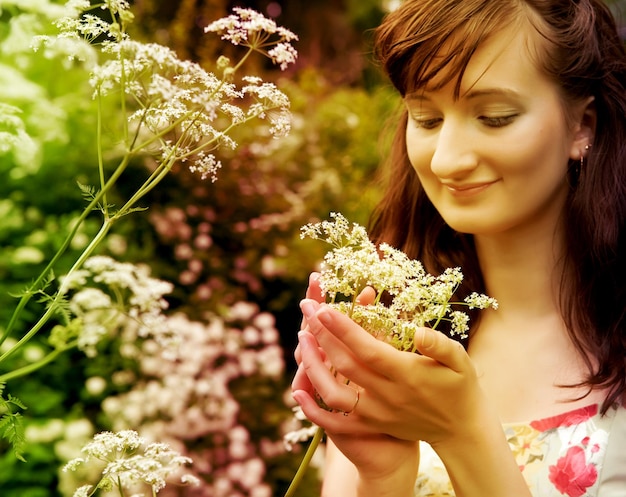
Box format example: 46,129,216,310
0,0,396,495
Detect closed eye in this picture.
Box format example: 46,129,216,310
479,114,518,128
410,117,442,130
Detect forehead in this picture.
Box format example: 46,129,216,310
461,26,543,94
408,21,550,98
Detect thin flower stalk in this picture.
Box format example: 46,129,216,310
284,426,324,497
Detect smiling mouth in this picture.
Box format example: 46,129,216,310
443,181,497,197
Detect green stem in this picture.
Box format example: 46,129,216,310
96,90,109,217
0,220,113,365
115,157,174,215
0,342,76,383
0,154,131,348
117,475,126,497
284,426,324,497
231,46,255,74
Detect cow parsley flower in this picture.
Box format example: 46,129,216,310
63,430,199,496
205,7,299,61
35,2,295,184
300,212,498,345
51,256,176,358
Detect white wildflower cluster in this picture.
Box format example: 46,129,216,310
53,256,175,358
37,1,296,181
283,406,319,452
187,151,222,182
63,430,199,496
205,7,298,70
95,302,283,496
30,0,127,66
301,213,498,346
52,0,132,43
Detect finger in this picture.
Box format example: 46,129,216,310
292,362,314,395
305,302,411,383
355,286,376,306
300,273,326,331
292,388,370,435
305,272,325,302
300,300,387,387
298,330,364,413
300,299,356,361
294,335,329,366
413,327,471,373
294,342,302,364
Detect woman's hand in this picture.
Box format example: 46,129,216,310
293,299,532,497
292,274,419,494
293,330,419,479
293,299,487,448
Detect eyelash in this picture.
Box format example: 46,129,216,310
409,114,518,130
478,115,518,128
411,117,441,130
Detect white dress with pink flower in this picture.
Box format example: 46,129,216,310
415,403,626,497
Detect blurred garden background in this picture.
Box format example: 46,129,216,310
0,0,624,496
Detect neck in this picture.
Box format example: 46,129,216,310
473,218,566,321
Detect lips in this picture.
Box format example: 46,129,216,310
443,181,497,197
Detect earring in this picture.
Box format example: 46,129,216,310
571,144,591,188
580,143,592,172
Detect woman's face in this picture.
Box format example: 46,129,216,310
405,25,589,238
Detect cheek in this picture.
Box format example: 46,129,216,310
405,133,434,178
504,129,571,182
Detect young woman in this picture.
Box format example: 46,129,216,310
292,0,626,496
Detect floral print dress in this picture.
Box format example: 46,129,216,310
415,403,626,497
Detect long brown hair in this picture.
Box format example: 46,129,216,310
369,0,626,412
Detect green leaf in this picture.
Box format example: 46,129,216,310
77,181,115,213
0,409,27,463
0,384,28,461
77,181,97,202
6,394,26,410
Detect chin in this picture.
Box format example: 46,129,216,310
440,216,501,236
438,213,477,233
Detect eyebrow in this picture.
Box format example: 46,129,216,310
405,87,522,101
462,88,521,100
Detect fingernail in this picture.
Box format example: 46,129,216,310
297,330,309,347
420,329,435,349
317,308,332,327
300,300,316,319
292,390,305,405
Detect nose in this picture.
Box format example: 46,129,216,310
430,120,478,179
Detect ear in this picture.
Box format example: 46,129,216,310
569,96,597,161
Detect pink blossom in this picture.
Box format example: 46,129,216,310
549,446,598,497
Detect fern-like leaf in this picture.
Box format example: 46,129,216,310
0,413,27,462
77,181,115,213
0,385,28,462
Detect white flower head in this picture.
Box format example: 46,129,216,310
267,42,298,70
102,0,132,15
58,256,177,357
301,214,498,351
64,431,198,494
205,7,298,46
37,4,294,191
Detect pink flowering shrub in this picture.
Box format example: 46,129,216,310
79,302,287,497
